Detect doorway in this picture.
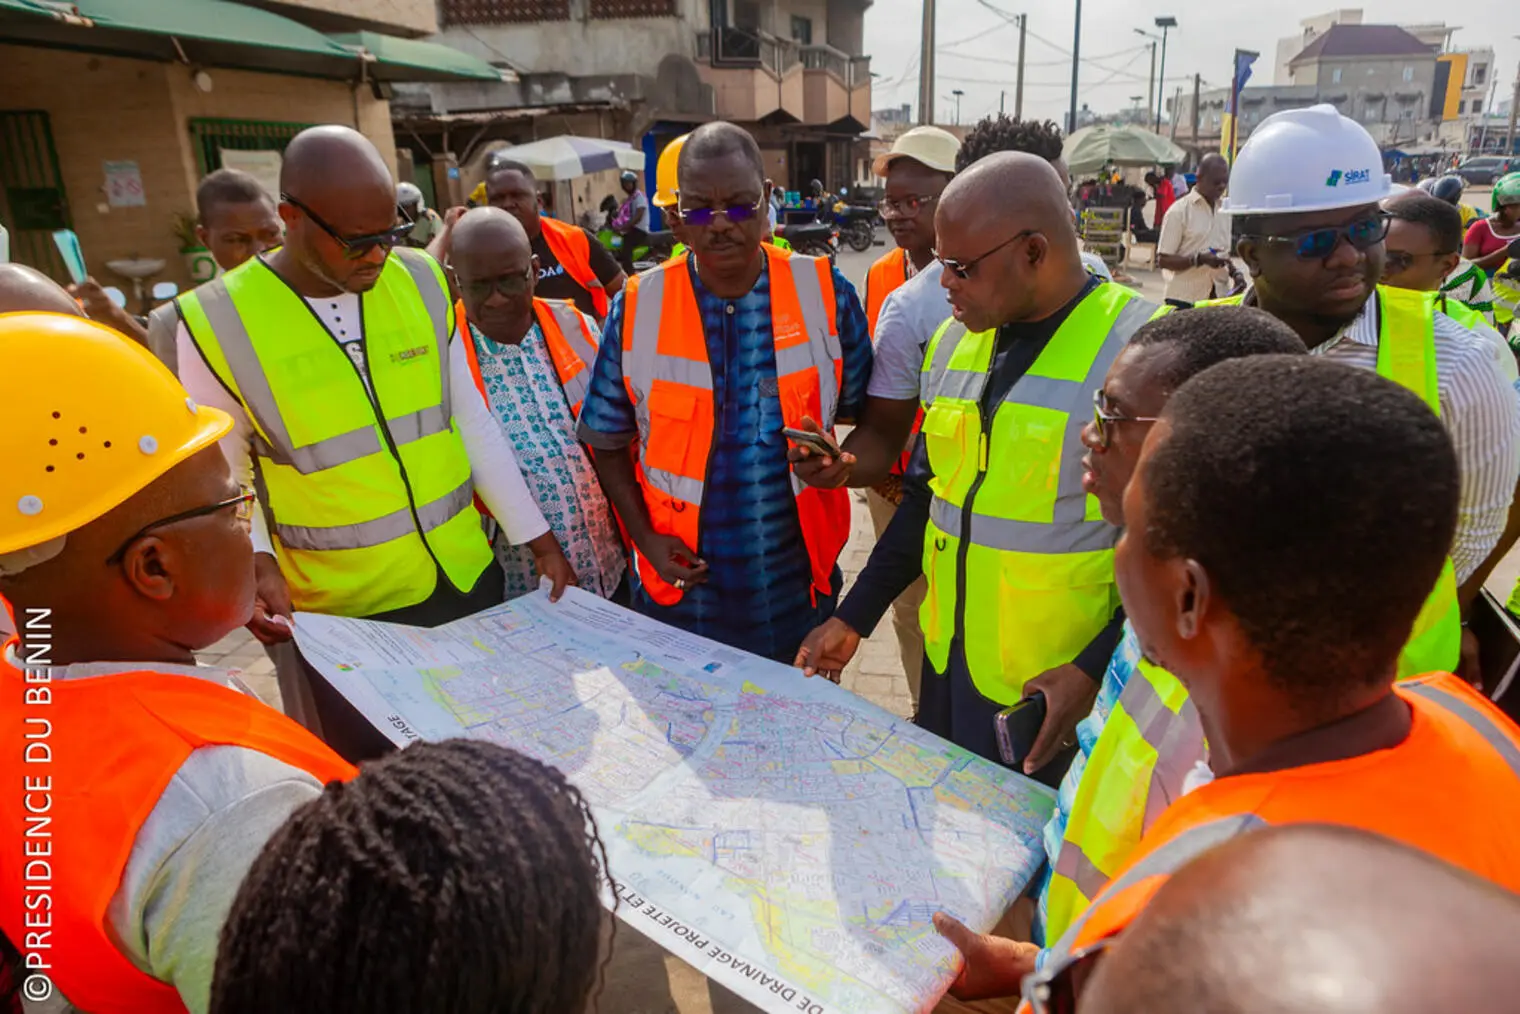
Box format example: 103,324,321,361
0,109,72,282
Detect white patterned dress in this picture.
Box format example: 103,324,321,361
468,321,626,600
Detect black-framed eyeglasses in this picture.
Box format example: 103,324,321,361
878,194,940,219
1020,937,1114,1014
281,192,415,260
675,197,765,227
106,487,256,565
1244,213,1389,261
937,230,1037,280
1092,388,1160,449
460,267,535,303
1383,247,1455,274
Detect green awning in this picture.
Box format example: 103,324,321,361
329,31,503,83
0,0,363,79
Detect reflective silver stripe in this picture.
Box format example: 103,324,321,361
933,367,990,405
561,371,591,412
921,318,969,409
784,254,841,427
1002,374,1081,411
1401,681,1520,779
1046,813,1267,968
392,248,453,418
653,356,714,390
1146,697,1204,827
643,465,704,505
193,278,301,460
386,405,452,446
626,269,666,445
1052,837,1112,901
930,497,1117,554
250,426,380,474
1050,296,1157,524
540,299,601,369
273,479,474,552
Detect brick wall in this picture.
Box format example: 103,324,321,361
0,45,398,289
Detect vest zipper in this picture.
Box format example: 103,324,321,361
954,428,992,645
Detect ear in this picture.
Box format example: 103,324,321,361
1236,237,1263,278
195,224,210,248
1026,233,1049,268
277,202,302,229
763,179,774,205
1176,559,1212,641
121,537,177,604
1438,252,1461,278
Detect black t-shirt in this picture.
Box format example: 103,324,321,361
531,226,622,319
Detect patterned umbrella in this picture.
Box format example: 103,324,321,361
495,136,646,181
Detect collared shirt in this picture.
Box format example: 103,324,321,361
577,256,873,662
468,320,626,600
1157,189,1231,302
1278,290,1520,584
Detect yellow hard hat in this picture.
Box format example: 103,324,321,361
653,133,690,209
0,312,233,555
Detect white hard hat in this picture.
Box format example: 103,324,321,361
1221,104,1391,216
397,181,425,209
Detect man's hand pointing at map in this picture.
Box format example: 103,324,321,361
932,913,1038,1002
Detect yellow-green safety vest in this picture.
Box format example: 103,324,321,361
1493,265,1519,326
1199,286,1460,678
179,248,494,618
917,282,1162,704
1043,285,1461,943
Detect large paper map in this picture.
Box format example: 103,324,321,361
295,588,1056,1014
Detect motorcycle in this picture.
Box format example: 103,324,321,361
832,201,878,253
777,221,838,265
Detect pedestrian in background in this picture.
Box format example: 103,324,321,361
1155,153,1235,307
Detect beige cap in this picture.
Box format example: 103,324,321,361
872,125,962,177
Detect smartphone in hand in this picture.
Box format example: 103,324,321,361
782,426,842,458
994,692,1047,768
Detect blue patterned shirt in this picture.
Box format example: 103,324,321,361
577,256,872,662
469,321,626,601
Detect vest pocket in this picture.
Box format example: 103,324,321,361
920,402,975,493
645,386,702,478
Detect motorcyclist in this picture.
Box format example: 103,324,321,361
397,181,444,249
1419,174,1486,231
613,169,649,273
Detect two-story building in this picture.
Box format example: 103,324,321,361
398,0,871,217
0,0,499,288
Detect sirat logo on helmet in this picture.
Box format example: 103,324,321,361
1325,168,1372,188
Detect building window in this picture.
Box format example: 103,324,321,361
1471,100,1483,114
440,0,569,23
589,0,675,16
1331,67,1342,84
1402,66,1414,82
1458,100,1466,114
1476,65,1488,85
790,15,812,44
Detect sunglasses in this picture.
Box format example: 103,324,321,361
106,487,256,565
281,192,415,260
1246,213,1389,261
461,267,534,302
878,194,940,219
937,230,1037,280
1092,389,1159,449
1383,248,1454,274
675,198,765,227
1020,938,1114,1014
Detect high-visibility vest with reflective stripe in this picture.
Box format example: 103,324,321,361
1494,265,1520,326
917,282,1160,704
0,650,355,1013
459,296,601,418
1043,673,1520,977
1202,287,1460,677
540,217,609,319
621,247,850,606
179,249,493,618
865,247,908,335
1043,653,1201,943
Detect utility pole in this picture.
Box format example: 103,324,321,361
1191,72,1201,145
1014,13,1027,120
1134,32,1157,120
952,88,965,125
1068,0,1082,134
1000,90,1006,114
917,0,935,125
1169,85,1183,140
1154,15,1177,133
1507,57,1520,157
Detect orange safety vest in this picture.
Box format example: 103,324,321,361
539,217,610,319
864,247,909,336
1043,673,1520,981
620,247,850,606
459,296,602,418
0,646,355,1013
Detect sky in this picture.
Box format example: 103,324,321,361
861,0,1519,129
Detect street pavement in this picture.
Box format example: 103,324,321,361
199,238,1520,1013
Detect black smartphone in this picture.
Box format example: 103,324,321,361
781,426,841,457
994,691,1047,768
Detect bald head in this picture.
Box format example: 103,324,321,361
0,264,84,316
279,125,393,202
938,151,1078,251
452,206,531,265
451,207,537,345
1194,153,1230,204
1082,824,1520,1014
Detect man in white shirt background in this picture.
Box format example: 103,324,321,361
172,126,571,752
1156,153,1236,307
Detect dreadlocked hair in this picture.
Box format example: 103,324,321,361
955,114,1065,171
209,739,612,1014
